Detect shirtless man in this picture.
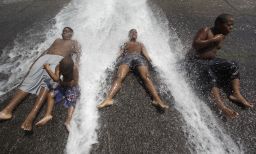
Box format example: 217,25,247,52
0,27,81,131
192,14,253,118
97,29,168,109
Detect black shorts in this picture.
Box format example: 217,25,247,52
188,56,240,87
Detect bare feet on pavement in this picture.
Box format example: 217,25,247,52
35,115,53,126
229,95,253,108
97,99,113,109
21,119,33,131
152,100,169,110
0,111,12,120
222,107,239,118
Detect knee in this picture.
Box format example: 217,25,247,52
230,61,239,71
230,61,240,79
48,92,54,98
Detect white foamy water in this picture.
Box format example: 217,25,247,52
0,24,58,96
1,0,243,153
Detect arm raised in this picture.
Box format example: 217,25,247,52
43,64,60,82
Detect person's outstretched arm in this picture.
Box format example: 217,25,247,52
43,64,60,82
141,43,152,62
19,40,57,85
73,40,82,64
31,39,59,66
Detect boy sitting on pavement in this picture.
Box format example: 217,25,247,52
190,14,253,118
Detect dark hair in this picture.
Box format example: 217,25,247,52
128,29,137,38
214,14,233,27
129,29,136,34
64,27,73,33
59,56,74,81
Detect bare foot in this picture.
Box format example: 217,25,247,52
229,95,253,108
64,122,71,132
97,99,113,109
222,107,239,118
21,119,33,131
152,100,169,110
35,115,53,126
0,111,12,120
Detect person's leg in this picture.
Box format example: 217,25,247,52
21,87,48,131
137,66,168,109
229,79,253,108
211,86,238,118
0,89,29,120
35,92,55,126
97,64,130,109
211,59,253,108
64,106,75,132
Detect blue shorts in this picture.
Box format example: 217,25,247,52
54,85,80,108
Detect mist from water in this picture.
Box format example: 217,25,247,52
0,22,57,96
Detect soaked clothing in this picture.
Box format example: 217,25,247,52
52,85,80,108
118,52,148,68
19,54,64,95
44,73,80,108
186,54,240,87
